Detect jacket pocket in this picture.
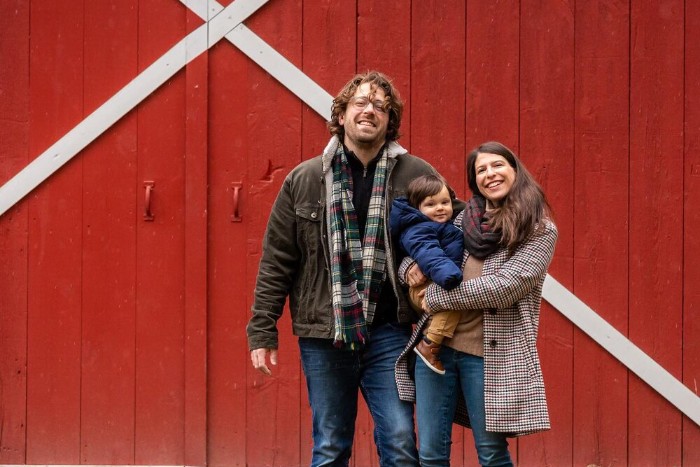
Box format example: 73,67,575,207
295,203,322,254
292,203,330,326
517,332,540,380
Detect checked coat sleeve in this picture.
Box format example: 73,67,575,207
424,221,558,314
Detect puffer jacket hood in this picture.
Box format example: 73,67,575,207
390,197,464,290
390,197,429,234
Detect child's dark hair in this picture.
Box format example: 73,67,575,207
407,174,456,209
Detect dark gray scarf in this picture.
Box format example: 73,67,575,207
461,194,502,259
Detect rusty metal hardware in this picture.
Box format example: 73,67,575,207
231,182,242,222
144,181,155,221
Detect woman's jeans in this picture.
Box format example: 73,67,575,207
415,347,513,467
299,322,419,467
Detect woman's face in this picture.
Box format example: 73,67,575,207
474,152,516,205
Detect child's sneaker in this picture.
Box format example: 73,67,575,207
414,335,445,375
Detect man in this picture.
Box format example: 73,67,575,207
247,71,439,467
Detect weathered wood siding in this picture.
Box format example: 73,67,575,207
0,1,698,466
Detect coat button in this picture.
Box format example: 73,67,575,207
311,212,317,219
488,308,497,315
490,339,497,348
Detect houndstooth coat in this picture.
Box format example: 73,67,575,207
395,213,558,437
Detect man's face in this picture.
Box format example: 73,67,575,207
338,82,390,151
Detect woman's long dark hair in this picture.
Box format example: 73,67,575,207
467,142,553,252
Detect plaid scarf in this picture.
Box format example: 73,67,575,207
461,193,502,259
329,143,388,348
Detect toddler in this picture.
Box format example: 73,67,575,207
390,174,464,374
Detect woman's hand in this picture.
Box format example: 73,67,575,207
407,263,427,287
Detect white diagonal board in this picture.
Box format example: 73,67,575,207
0,0,270,216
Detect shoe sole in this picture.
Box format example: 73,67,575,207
413,346,446,375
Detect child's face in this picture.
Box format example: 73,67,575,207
418,185,453,223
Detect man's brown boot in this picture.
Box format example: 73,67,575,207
414,335,445,375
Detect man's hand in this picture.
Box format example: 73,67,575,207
407,263,427,287
251,348,278,376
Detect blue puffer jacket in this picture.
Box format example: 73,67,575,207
389,197,464,290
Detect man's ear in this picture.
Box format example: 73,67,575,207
338,113,345,126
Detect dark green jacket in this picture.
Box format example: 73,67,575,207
247,136,446,351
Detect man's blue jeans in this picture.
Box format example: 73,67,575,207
415,347,513,467
299,322,419,467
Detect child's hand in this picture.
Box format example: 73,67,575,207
407,264,427,286
418,288,432,315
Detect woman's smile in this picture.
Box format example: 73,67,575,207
475,152,516,204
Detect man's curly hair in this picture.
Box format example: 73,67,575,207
327,71,404,141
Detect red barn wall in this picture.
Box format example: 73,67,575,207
0,0,698,466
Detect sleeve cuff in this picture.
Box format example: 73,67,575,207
424,283,442,314
248,334,279,351
398,257,417,286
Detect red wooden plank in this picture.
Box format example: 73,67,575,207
572,1,630,465
0,129,29,465
244,2,304,465
463,1,520,463
519,1,575,466
0,0,30,174
25,0,84,462
301,0,355,163
183,9,208,466
0,0,29,462
684,0,700,464
206,40,250,467
80,0,138,462
410,2,467,465
135,1,187,463
466,0,519,154
411,1,466,194
629,0,684,465
358,0,412,151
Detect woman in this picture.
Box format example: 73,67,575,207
394,142,557,467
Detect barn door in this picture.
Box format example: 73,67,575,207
204,5,307,463
0,1,208,463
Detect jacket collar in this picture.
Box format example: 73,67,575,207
321,135,407,173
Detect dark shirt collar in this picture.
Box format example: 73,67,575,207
342,142,386,167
